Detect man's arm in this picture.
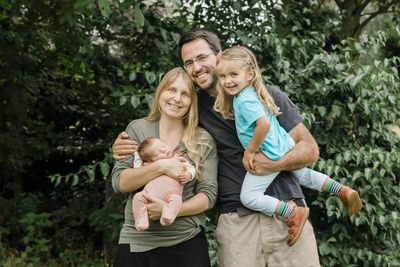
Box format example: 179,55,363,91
251,123,319,175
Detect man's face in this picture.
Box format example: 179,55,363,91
181,38,218,92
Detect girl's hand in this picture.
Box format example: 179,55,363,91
243,149,255,171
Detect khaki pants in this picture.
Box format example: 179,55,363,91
215,211,320,267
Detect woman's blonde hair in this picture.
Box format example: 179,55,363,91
214,46,281,119
146,67,207,175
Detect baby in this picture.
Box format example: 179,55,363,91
132,137,195,231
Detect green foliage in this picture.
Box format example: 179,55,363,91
1,0,399,265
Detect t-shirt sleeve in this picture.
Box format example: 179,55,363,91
111,121,139,194
236,97,267,125
267,85,301,132
194,130,219,210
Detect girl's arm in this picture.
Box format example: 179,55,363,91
243,116,270,171
119,157,187,193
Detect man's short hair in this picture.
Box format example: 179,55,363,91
177,29,222,64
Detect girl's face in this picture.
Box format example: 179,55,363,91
159,75,192,120
217,60,254,96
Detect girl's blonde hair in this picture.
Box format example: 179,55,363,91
146,67,207,175
214,46,281,119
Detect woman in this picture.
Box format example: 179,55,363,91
111,67,218,267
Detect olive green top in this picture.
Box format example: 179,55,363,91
111,119,218,252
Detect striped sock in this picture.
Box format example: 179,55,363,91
278,202,294,218
326,179,343,196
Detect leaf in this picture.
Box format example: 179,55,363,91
130,95,140,108
318,106,327,117
87,167,95,183
134,6,144,28
171,32,180,44
74,0,91,12
99,162,110,177
331,104,342,118
145,71,156,85
119,95,127,106
347,103,356,113
129,71,137,81
144,94,154,108
98,0,111,18
120,0,134,9
72,175,79,186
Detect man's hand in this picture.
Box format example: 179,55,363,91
112,131,138,160
249,123,319,175
242,149,256,172
249,150,280,175
144,194,165,221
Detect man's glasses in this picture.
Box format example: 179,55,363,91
183,52,214,70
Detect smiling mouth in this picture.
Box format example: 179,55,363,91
168,103,181,109
195,70,208,80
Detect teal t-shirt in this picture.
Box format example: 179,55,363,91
233,86,290,160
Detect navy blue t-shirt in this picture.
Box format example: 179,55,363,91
197,85,305,213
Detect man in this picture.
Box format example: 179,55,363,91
113,29,320,266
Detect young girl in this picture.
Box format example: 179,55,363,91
214,46,362,246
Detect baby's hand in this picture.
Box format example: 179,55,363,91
178,171,191,184
243,149,255,172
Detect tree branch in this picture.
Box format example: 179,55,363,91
359,0,397,29
334,0,344,10
359,0,373,11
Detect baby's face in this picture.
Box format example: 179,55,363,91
148,139,172,161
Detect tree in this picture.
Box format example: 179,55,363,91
322,0,400,41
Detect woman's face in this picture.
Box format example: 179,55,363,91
159,75,192,120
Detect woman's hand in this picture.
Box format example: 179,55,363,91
112,131,138,160
158,156,188,181
242,149,255,172
144,194,166,221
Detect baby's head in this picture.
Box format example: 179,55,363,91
138,137,172,162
